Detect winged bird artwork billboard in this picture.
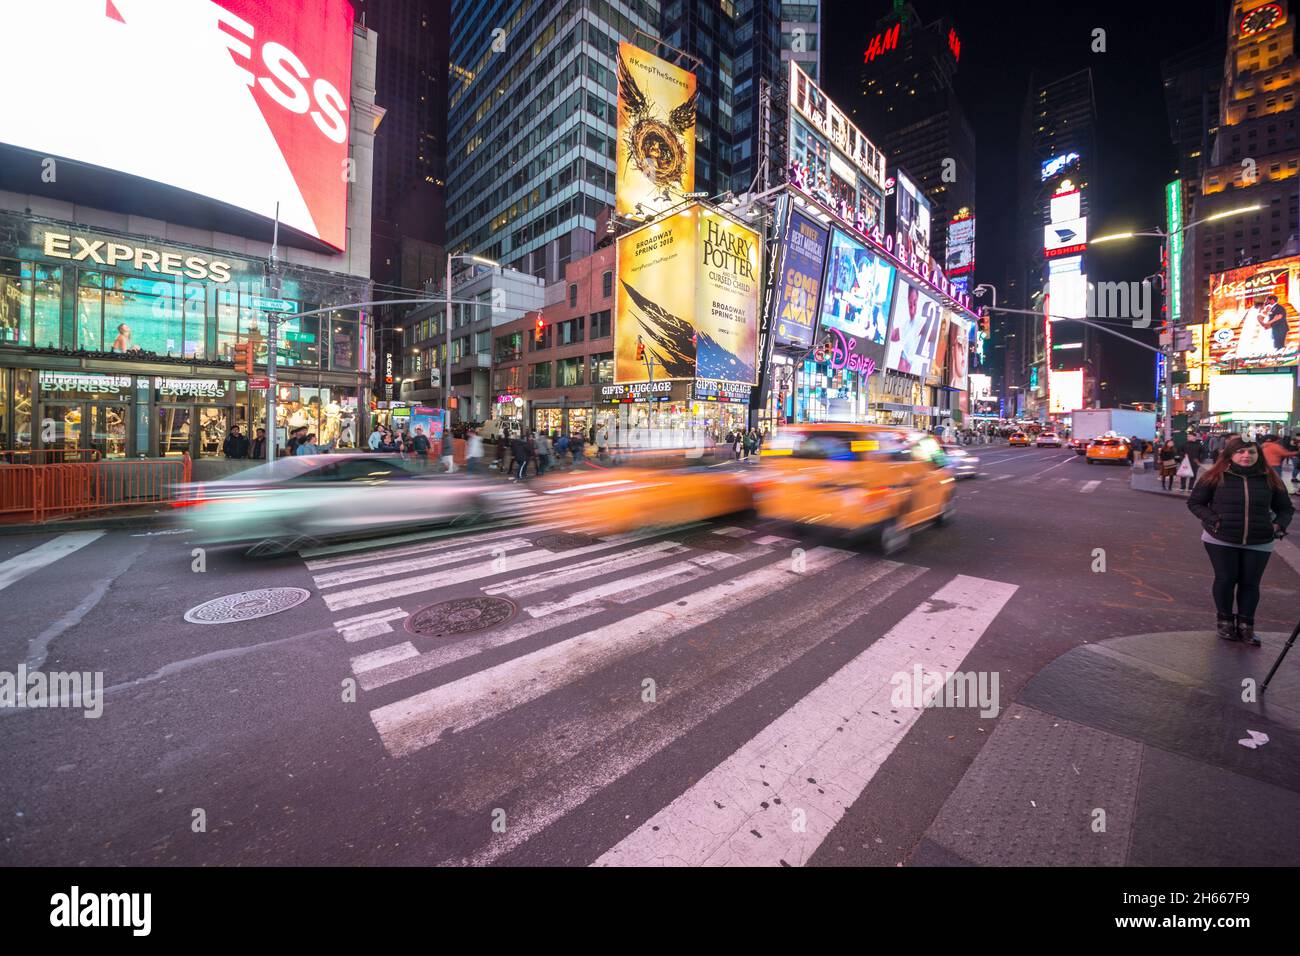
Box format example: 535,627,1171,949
616,42,697,218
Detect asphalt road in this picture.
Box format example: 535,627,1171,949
2,444,1297,866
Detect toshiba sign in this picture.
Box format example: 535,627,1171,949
0,0,355,250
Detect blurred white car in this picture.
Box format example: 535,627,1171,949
940,445,980,479
1036,431,1062,447
174,454,505,556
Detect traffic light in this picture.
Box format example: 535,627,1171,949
534,315,545,343
978,306,991,335
232,341,253,375
635,337,645,361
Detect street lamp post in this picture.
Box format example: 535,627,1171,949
1092,203,1262,441
445,252,500,471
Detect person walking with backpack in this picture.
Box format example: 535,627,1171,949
535,430,552,477
411,426,431,468
1187,436,1294,646
510,432,529,480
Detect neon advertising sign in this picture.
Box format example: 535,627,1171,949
815,326,878,376
863,22,901,64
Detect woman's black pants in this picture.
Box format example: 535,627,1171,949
1204,542,1272,622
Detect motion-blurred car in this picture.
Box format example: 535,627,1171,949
756,424,955,554
174,454,502,556
1036,431,1062,447
1085,437,1130,464
1008,432,1030,447
940,445,980,479
532,462,755,535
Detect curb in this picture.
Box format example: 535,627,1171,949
0,510,176,536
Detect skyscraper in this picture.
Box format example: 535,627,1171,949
1016,68,1100,417
780,2,822,83
1193,0,1299,324
855,1,974,267
446,0,658,283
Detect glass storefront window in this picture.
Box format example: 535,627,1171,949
183,283,206,359
280,314,321,367
43,404,83,454
78,271,104,350
2,260,64,347
103,274,185,356
157,407,191,457
329,314,359,371
273,386,358,448
217,290,240,361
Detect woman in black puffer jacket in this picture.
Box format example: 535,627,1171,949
1187,436,1294,645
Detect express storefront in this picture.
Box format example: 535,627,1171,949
0,214,372,457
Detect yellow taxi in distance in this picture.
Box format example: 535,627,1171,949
532,464,755,535
1008,432,1031,447
755,424,955,554
1085,437,1130,464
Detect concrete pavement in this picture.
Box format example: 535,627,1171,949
1,444,1297,866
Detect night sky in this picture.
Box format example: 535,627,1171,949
822,0,1232,404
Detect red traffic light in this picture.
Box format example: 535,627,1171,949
635,337,645,361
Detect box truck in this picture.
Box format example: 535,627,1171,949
1070,408,1158,448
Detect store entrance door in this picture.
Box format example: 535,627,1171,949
197,406,230,458
157,406,192,457
88,403,129,459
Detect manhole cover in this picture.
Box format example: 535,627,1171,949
683,533,745,553
406,597,518,638
532,532,599,551
184,587,311,624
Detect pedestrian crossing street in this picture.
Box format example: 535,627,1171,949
298,508,1019,866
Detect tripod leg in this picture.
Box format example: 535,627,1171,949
1261,618,1300,693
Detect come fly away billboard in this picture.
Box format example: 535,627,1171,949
616,42,697,219
615,205,761,384
0,0,356,250
771,207,830,348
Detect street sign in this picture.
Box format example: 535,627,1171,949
250,296,294,312
249,376,270,389
283,331,316,343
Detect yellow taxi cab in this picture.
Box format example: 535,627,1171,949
1085,436,1130,464
755,424,955,554
531,463,755,535
1008,431,1031,447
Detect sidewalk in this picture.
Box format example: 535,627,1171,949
913,619,1300,866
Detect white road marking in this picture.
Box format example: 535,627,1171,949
320,524,702,613
358,550,752,692
350,642,419,674
305,520,570,571
333,607,408,642
482,540,689,598
312,538,538,589
368,547,856,757
990,473,1012,481
595,573,1018,867
1080,480,1101,494
453,560,927,867
753,534,800,546
0,532,106,594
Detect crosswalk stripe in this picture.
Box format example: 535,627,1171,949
320,523,703,613
0,531,105,594
990,473,1012,481
753,534,799,546
594,573,1018,867
525,546,763,619
305,520,570,571
368,546,856,758
333,607,408,642
1080,480,1101,493
482,540,689,599
358,548,752,692
313,537,537,589
350,642,419,674
451,559,926,867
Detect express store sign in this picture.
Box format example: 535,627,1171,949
1,1,355,250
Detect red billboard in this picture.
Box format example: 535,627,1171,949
0,0,355,250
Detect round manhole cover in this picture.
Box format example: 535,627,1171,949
683,533,745,553
406,597,518,638
184,587,311,624
532,532,599,551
